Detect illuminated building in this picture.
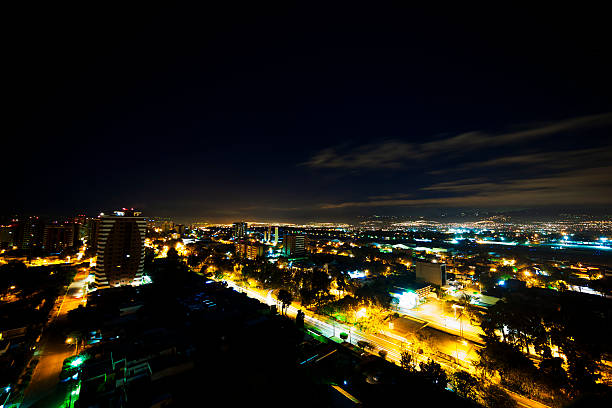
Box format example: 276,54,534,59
13,216,44,250
391,283,431,311
348,270,366,279
232,222,247,239
274,226,279,246
235,241,265,260
161,220,174,233
94,209,146,289
282,234,306,258
0,225,14,249
415,261,447,286
74,214,87,225
87,217,101,251
43,223,74,252
73,221,86,244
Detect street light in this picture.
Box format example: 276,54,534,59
452,304,465,337
66,336,80,355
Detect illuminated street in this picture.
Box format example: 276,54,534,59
20,268,90,407
53,269,90,321
404,300,485,344
223,278,550,408
224,280,474,368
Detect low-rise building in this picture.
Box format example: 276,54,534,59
235,241,265,260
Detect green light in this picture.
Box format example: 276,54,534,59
70,357,84,367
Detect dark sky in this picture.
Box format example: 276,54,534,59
5,5,612,223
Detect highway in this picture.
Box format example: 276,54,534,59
223,281,473,370
223,279,549,408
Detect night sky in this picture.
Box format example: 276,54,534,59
5,5,612,223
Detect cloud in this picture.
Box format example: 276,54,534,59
430,147,612,175
368,193,414,200
239,205,304,212
304,112,612,170
303,141,416,169
419,112,612,155
320,166,612,209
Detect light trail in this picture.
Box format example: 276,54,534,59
223,280,440,367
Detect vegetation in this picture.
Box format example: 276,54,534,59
277,289,293,315
418,359,448,390
184,237,612,407
477,287,612,405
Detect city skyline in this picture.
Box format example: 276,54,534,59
3,5,611,406
5,5,612,222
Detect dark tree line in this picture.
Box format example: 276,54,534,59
477,287,612,404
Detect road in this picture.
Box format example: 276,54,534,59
20,269,90,408
402,300,485,344
505,388,552,408
53,269,90,320
224,281,469,370
223,279,549,408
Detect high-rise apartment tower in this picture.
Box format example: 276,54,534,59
94,209,146,289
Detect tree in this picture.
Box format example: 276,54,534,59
357,340,373,351
167,246,180,262
299,287,315,308
479,288,610,398
538,357,568,391
482,385,516,408
144,247,156,270
400,350,413,370
449,370,480,401
339,332,348,341
475,339,538,395
310,270,332,306
588,276,612,296
187,253,201,268
295,310,305,328
277,289,293,316
149,247,190,289
378,349,387,360
418,360,447,390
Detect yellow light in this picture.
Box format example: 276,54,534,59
355,307,367,319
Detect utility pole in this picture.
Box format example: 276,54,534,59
3,388,11,407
